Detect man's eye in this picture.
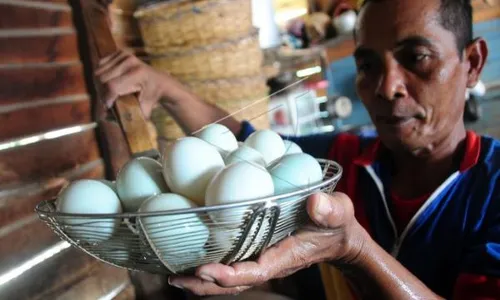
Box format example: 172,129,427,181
411,53,430,63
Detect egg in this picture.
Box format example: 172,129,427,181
269,153,323,195
195,123,239,156
107,237,130,264
163,137,225,206
98,179,117,192
139,193,209,269
205,161,274,224
283,140,303,155
224,144,266,168
116,157,169,212
244,129,286,166
206,213,270,261
56,179,122,243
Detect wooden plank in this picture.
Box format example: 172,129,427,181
0,130,101,185
114,283,136,300
0,160,104,229
79,0,156,157
53,264,132,300
0,98,91,141
0,2,72,30
0,33,79,64
0,216,63,273
0,243,99,300
0,62,87,106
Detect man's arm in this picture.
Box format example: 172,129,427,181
168,193,444,300
96,50,343,157
96,51,444,298
95,50,241,135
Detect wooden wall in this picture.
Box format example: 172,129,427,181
0,0,135,298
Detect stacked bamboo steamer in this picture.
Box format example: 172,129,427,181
109,0,146,58
134,0,271,142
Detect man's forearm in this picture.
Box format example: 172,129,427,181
158,78,241,136
335,235,443,300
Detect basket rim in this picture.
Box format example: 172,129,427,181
134,0,247,20
146,28,259,57
35,158,343,219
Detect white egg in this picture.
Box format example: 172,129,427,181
207,219,268,261
56,179,122,243
244,129,286,166
205,161,274,224
224,144,266,168
139,193,209,269
283,140,303,155
269,153,323,195
98,179,117,192
163,137,225,206
107,237,130,264
116,157,169,212
195,123,239,156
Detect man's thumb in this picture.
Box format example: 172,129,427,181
306,192,353,228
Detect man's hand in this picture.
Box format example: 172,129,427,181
95,50,173,119
168,192,368,296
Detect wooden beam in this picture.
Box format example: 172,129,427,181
0,97,91,140
0,63,87,105
0,130,101,185
0,2,72,30
0,33,80,64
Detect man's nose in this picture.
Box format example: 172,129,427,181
376,60,407,101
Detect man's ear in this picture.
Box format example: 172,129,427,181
465,37,488,88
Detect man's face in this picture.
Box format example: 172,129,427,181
354,0,470,154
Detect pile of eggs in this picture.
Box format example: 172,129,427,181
55,124,324,268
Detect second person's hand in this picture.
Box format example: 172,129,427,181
95,50,178,119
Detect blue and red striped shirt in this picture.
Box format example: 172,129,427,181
238,121,500,299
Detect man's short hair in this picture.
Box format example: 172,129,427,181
359,0,473,55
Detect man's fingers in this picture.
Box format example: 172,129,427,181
306,192,354,229
103,68,143,107
95,51,130,77
195,261,266,288
97,50,122,66
194,235,308,288
98,55,138,83
168,275,250,296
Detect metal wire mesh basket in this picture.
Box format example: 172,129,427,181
35,159,342,275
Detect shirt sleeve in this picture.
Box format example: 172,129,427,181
236,120,338,159
452,188,500,299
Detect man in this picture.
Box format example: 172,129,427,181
96,0,500,298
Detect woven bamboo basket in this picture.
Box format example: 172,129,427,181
148,31,263,81
134,0,253,51
185,75,269,104
151,91,271,141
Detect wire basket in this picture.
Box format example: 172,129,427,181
148,30,263,80
134,0,253,51
35,159,342,275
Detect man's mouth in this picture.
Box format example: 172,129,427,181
376,115,414,126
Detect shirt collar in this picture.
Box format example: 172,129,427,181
353,130,481,172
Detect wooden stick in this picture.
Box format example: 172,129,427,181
80,0,156,157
